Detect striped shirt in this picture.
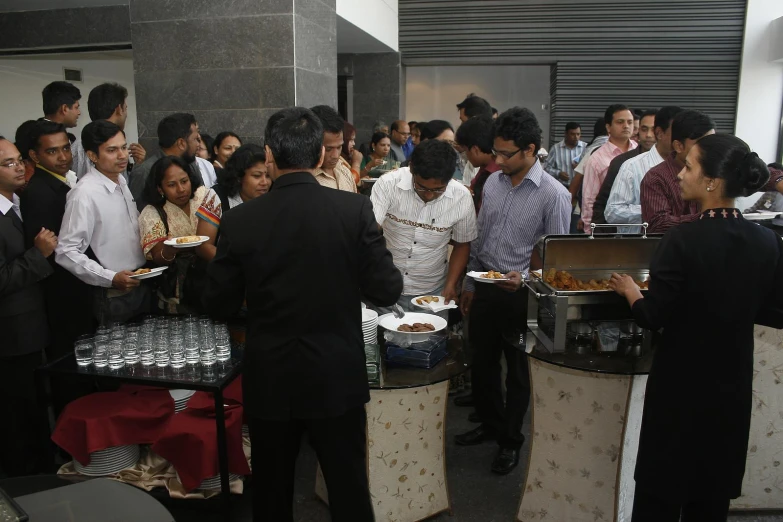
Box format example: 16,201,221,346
314,161,357,193
573,136,609,176
370,168,477,295
544,140,586,186
464,160,571,292
581,140,637,226
640,153,698,233
606,144,665,233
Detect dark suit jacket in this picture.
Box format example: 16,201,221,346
20,168,95,358
204,172,403,420
0,207,52,357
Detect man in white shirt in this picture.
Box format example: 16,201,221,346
129,113,216,210
370,139,477,314
71,82,146,179
544,122,586,187
56,120,149,324
605,106,685,233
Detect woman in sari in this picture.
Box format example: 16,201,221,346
139,155,208,313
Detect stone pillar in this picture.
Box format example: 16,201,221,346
339,52,402,144
129,0,337,150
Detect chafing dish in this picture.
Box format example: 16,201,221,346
524,233,662,354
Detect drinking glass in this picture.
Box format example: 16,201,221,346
199,338,216,366
169,336,186,369
108,341,125,370
139,339,155,366
123,340,140,365
201,364,217,383
215,333,231,363
74,335,94,367
92,341,109,368
154,339,170,367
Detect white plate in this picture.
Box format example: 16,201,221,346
129,266,168,280
410,295,445,309
362,178,378,183
164,236,209,248
743,211,780,221
379,312,448,342
467,270,510,283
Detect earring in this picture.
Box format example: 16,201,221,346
706,187,713,192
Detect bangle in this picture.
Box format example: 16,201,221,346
160,248,175,262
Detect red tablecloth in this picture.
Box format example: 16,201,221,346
52,391,175,465
151,403,250,491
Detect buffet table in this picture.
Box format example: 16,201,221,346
315,337,471,522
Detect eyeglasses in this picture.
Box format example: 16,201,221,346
413,178,447,194
492,148,522,159
0,160,23,169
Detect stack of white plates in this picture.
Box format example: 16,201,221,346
74,444,140,476
170,389,196,413
362,309,379,344
176,473,242,490
242,424,250,437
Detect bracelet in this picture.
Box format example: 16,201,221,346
160,248,175,262
775,175,783,186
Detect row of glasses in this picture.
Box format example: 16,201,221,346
73,315,233,370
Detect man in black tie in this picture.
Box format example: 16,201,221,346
204,107,402,521
0,137,58,476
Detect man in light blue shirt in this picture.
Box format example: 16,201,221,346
606,106,684,233
544,122,586,187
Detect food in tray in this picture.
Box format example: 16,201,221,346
175,236,202,244
133,268,152,275
543,268,649,291
397,322,436,332
416,296,439,305
482,270,506,279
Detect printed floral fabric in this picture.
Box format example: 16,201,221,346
139,186,210,257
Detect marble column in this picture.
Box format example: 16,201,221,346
339,52,402,144
129,0,337,150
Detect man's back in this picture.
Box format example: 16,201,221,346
205,172,402,420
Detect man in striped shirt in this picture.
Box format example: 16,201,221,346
544,122,586,187
604,107,683,233
370,139,477,313
456,107,570,475
580,104,637,228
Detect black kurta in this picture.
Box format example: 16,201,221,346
631,208,783,500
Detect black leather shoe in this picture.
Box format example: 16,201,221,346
491,448,520,475
468,411,482,423
455,425,497,446
453,394,475,407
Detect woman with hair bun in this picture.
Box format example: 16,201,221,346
609,133,783,521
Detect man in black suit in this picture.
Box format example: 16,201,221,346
204,107,402,521
21,121,95,363
0,137,58,477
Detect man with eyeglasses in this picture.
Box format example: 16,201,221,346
0,137,58,477
456,107,570,475
370,139,477,315
389,120,411,162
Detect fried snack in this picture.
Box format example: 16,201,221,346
134,268,151,275
397,322,436,332
176,236,202,244
482,270,505,279
416,296,438,305
544,269,649,291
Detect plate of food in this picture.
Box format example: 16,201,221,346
467,270,510,283
742,211,780,221
410,295,457,312
379,312,448,342
129,266,168,280
164,235,209,248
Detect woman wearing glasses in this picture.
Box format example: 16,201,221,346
369,139,477,317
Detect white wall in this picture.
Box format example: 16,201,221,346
0,50,138,146
336,0,398,52
405,65,552,148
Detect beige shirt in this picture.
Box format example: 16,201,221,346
314,161,357,193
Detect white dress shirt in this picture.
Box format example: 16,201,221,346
370,167,478,295
0,192,22,221
55,166,146,288
196,157,217,188
605,144,665,233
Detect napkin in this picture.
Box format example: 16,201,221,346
427,300,457,313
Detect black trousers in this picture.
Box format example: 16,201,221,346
632,486,730,522
249,405,374,522
469,284,530,449
0,351,52,477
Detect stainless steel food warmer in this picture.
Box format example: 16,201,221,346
524,232,662,354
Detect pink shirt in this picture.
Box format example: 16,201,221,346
581,140,637,225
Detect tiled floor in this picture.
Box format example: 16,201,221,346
166,399,783,521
